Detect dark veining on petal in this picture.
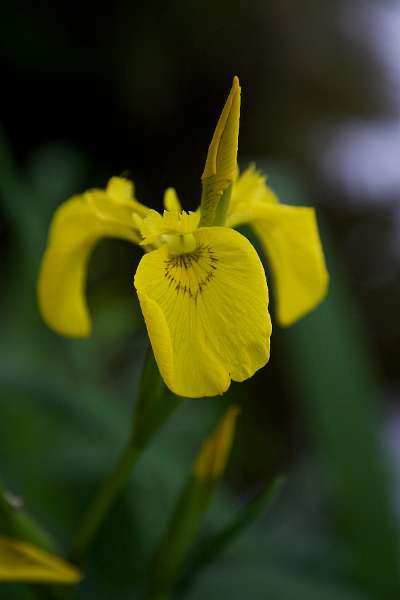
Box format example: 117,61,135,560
164,243,218,302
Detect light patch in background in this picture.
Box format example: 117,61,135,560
341,0,400,111
313,119,400,208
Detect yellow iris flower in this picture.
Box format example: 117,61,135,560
0,537,81,583
38,77,328,398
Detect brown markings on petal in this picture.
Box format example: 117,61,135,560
164,244,218,303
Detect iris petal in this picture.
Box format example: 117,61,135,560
134,227,271,398
163,188,182,212
38,180,143,337
0,537,81,583
228,169,328,326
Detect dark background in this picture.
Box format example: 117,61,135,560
1,1,400,598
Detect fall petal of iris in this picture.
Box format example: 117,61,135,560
38,190,140,337
230,202,328,326
134,227,271,398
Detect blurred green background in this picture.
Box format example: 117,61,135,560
1,0,400,598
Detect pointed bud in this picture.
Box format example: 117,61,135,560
194,406,240,481
200,77,241,226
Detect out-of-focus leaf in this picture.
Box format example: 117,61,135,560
265,163,400,599
0,488,55,554
186,562,365,600
148,407,239,598
130,350,183,451
0,584,34,600
180,475,285,591
68,349,184,564
0,132,90,351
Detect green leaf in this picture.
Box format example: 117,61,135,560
268,164,400,599
147,407,239,599
130,349,183,450
180,475,285,592
0,488,56,554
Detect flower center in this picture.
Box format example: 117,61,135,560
138,209,201,254
161,232,197,256
164,243,219,302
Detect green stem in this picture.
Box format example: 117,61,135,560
178,475,285,594
68,443,140,563
148,478,210,598
198,180,217,227
212,184,232,226
68,349,182,565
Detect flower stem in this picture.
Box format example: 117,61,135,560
147,407,239,599
68,349,182,565
212,184,232,226
68,442,141,563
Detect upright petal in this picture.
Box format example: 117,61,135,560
134,227,271,398
227,169,328,326
163,188,182,213
38,179,144,337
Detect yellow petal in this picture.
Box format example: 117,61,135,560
163,187,182,213
228,177,328,326
194,406,240,481
0,537,81,583
252,206,328,326
228,166,278,222
138,209,200,248
227,168,328,326
200,76,241,226
138,209,164,246
106,176,149,217
38,180,142,337
134,227,271,398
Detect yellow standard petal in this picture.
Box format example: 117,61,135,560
227,168,329,326
0,537,81,583
134,227,271,398
38,178,145,337
163,187,182,213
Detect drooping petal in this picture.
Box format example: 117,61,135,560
0,537,81,583
227,173,328,326
134,227,271,398
38,179,144,337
